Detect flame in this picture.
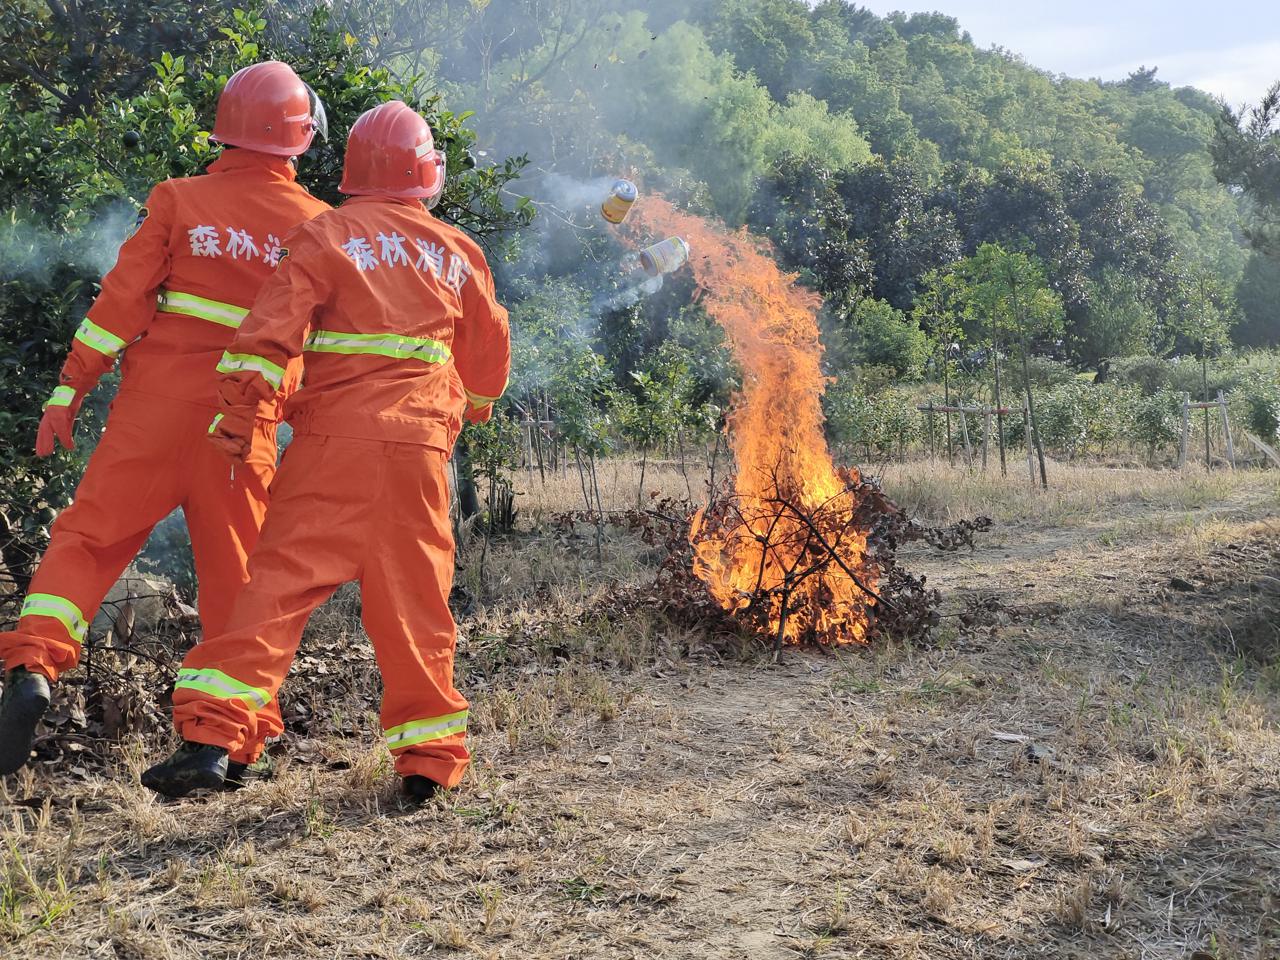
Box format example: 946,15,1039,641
628,196,879,645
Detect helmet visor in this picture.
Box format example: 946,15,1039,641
424,149,446,209
306,84,329,142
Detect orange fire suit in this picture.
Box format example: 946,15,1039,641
0,150,329,762
171,195,510,787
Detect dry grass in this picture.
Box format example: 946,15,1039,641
3,459,1279,958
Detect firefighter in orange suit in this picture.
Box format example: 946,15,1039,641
141,100,511,801
0,62,331,778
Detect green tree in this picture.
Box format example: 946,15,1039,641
1076,266,1156,374
912,265,968,461
848,298,930,380
1212,82,1280,257
617,342,696,507
960,244,1065,486
1167,275,1237,466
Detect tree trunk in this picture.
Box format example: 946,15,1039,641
707,430,724,508
677,429,694,501
1202,353,1211,469
1021,341,1048,489
943,353,954,466
453,442,482,521
637,445,648,509
574,446,593,512
991,311,1007,476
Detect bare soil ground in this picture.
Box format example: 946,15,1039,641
2,461,1279,959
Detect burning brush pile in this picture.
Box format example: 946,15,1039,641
627,197,981,649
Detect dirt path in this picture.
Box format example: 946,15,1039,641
2,476,1279,959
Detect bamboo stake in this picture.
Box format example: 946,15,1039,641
982,411,991,471
1178,393,1191,470
1217,391,1235,469
1024,400,1035,486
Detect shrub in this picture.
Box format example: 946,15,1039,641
1110,355,1173,395
1003,355,1078,393
850,298,931,381
1130,388,1185,462
1234,371,1280,442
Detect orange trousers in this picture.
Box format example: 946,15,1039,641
172,435,469,788
0,391,282,764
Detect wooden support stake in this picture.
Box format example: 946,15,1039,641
1024,400,1036,486
960,411,973,469
1245,431,1280,469
1217,391,1235,469
1178,394,1191,469
982,411,991,471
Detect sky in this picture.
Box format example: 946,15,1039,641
855,0,1280,105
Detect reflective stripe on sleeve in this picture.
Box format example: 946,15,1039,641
304,330,451,365
464,384,506,410
208,413,224,435
157,290,250,329
44,386,77,409
215,352,286,389
73,318,127,357
19,593,88,645
385,710,468,750
173,668,270,709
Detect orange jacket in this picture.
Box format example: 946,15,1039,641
61,150,330,416
209,195,510,454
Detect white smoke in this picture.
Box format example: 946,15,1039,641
0,201,137,285
593,271,664,313
538,173,619,217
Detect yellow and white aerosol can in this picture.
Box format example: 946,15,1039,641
639,236,690,276
600,178,638,224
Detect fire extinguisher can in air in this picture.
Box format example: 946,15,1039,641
600,178,638,224
639,236,690,276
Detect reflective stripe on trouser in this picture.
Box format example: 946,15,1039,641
386,710,467,751
303,330,451,364
174,668,270,709
172,436,469,787
17,594,88,647
157,290,250,329
0,393,285,762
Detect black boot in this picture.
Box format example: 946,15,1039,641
141,743,228,798
402,775,442,803
223,751,275,791
0,667,51,775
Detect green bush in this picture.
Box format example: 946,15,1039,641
850,298,931,381
1130,388,1185,462
1234,371,1280,442
1110,355,1173,395
1003,355,1078,393
1035,382,1091,459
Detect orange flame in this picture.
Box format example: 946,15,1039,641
628,196,879,645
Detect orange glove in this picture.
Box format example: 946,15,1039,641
207,373,274,462
35,384,87,457
207,408,258,461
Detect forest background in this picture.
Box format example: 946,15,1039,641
3,0,1280,579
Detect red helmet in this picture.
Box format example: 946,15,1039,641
210,61,327,157
339,100,446,204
